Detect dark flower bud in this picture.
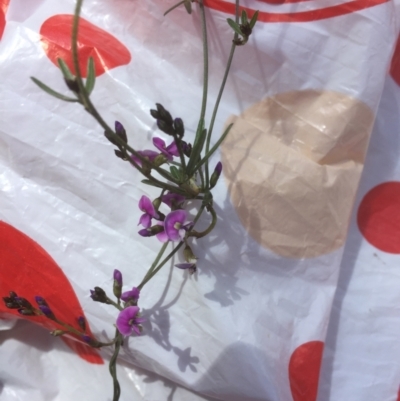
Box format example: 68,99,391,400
157,119,174,136
174,118,185,137
114,149,128,160
156,103,173,126
18,308,35,316
182,141,192,157
77,316,86,332
3,297,19,309
9,291,18,299
64,77,80,93
82,334,92,344
240,24,252,37
90,287,110,304
115,121,128,143
15,297,33,310
150,108,161,119
210,162,223,189
39,305,56,320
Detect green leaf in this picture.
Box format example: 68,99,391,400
241,10,248,25
141,179,165,189
187,127,207,175
57,58,74,80
249,10,259,29
227,18,243,37
194,123,233,173
30,77,79,103
170,166,182,181
85,57,96,95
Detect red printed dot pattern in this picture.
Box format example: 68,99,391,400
357,182,400,254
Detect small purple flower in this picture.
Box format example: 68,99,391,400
121,287,140,303
39,305,56,319
161,192,186,209
164,210,192,241
82,334,92,344
153,137,179,161
210,161,223,188
113,269,123,287
115,121,127,142
138,195,159,228
34,296,47,306
116,306,146,336
131,150,159,167
175,263,197,275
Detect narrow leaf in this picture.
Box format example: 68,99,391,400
170,166,181,181
30,77,79,103
141,179,165,189
241,10,248,25
194,123,233,173
57,58,74,80
227,18,243,37
187,128,207,175
85,57,96,95
249,10,259,29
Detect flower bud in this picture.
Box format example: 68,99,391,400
152,197,162,210
90,287,110,304
183,245,197,263
157,119,174,136
153,154,168,167
174,118,185,137
115,121,128,143
64,77,80,93
39,305,56,320
113,269,123,299
156,103,173,126
77,316,86,332
138,225,165,237
210,162,223,188
18,308,35,316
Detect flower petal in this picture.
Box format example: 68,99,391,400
164,210,187,241
138,213,151,228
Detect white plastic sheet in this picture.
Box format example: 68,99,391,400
1,0,400,400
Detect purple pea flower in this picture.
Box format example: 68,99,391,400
138,195,159,228
175,263,197,275
116,306,146,336
164,210,192,241
121,287,140,303
153,137,179,161
131,150,159,167
161,192,186,209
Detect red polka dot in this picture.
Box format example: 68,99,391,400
0,221,103,364
289,341,324,401
390,35,400,86
40,15,131,77
0,0,10,40
357,182,400,253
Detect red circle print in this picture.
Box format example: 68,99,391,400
0,221,103,364
289,341,324,401
357,182,400,254
40,15,131,77
390,35,400,86
204,0,389,23
0,0,10,40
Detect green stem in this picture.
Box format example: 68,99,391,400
138,242,169,289
71,1,180,186
164,0,186,15
188,204,217,238
198,0,209,131
204,0,240,187
109,331,122,401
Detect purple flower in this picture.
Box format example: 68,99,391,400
34,296,47,306
153,137,179,161
161,192,186,209
131,150,159,167
175,263,197,275
113,269,123,287
121,287,140,303
138,195,159,228
164,210,192,241
39,305,56,319
210,161,223,188
116,306,145,336
77,316,86,331
82,334,92,344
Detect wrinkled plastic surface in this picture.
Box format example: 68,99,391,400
1,0,400,400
